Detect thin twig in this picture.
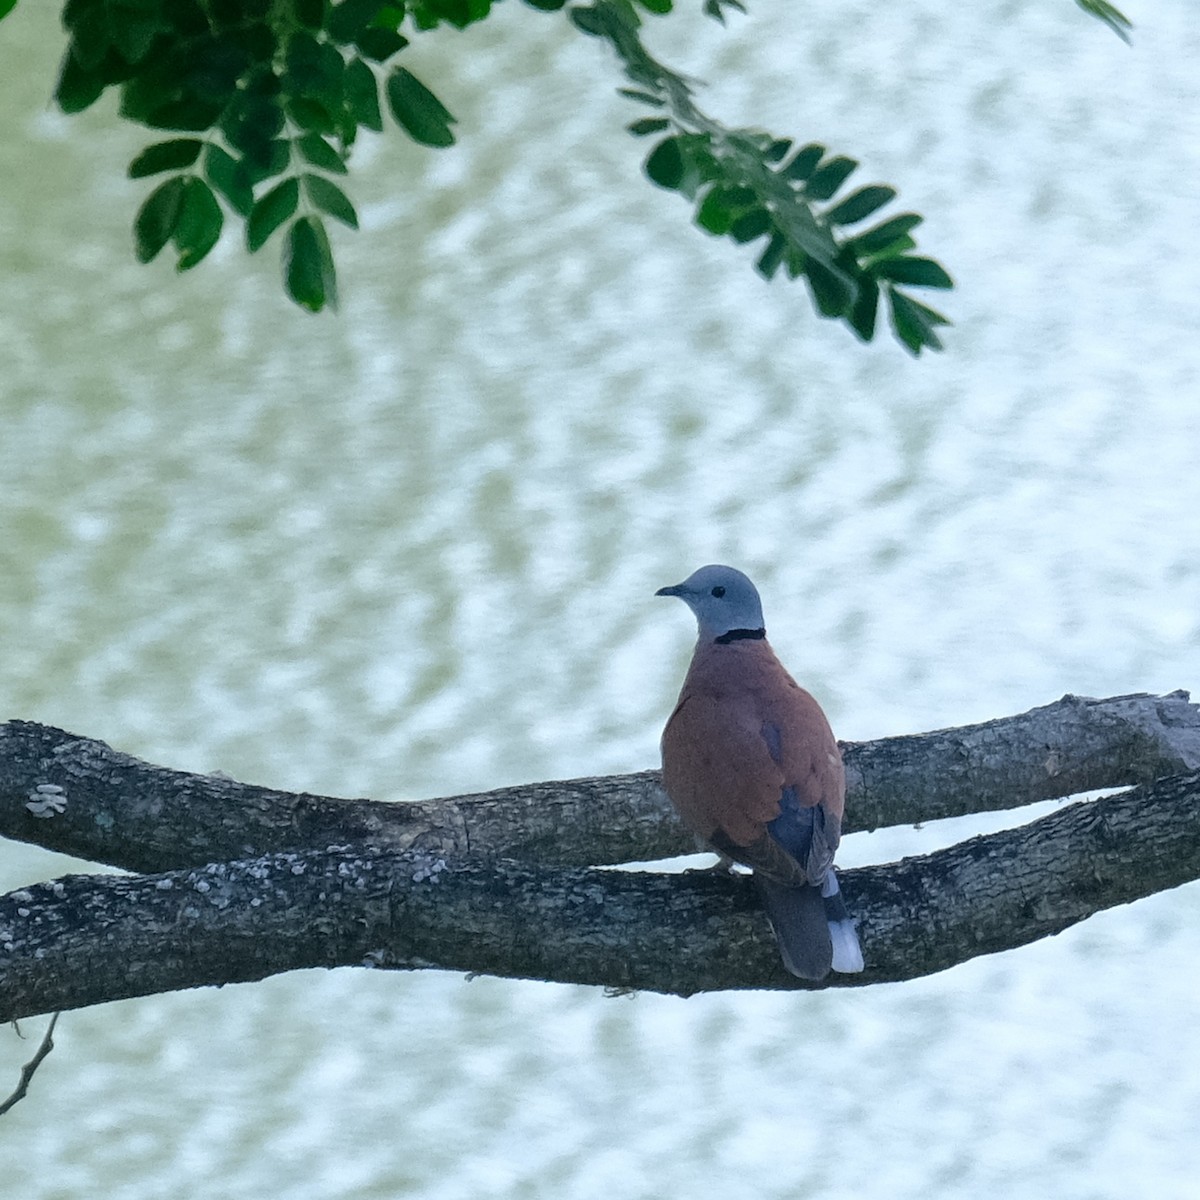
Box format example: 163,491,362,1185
0,1012,60,1117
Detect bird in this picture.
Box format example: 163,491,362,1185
656,564,864,980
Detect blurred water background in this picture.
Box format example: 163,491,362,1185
3,0,1200,1196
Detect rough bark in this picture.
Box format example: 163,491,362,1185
2,691,1197,873
3,768,1199,1021
2,691,1199,1017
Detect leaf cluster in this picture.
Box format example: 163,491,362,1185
55,0,471,310
1,0,960,346
576,0,952,353
0,0,1140,345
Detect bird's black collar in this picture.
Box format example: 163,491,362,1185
713,627,766,644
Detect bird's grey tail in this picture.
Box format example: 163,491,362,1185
756,873,864,980
755,877,834,980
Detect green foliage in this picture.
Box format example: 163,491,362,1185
173,177,224,270
129,138,203,178
1075,0,1132,42
247,178,300,252
303,173,359,226
134,175,186,263
204,143,254,215
571,0,953,353
702,0,746,23
39,0,967,349
132,172,223,270
57,0,465,309
285,214,338,310
386,66,456,146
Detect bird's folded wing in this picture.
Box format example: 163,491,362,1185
661,691,787,846
758,685,846,821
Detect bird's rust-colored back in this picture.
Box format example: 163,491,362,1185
660,638,844,863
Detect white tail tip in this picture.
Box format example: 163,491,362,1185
829,919,864,973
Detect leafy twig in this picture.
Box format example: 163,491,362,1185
572,0,954,353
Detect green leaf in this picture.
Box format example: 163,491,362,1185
386,67,456,147
297,132,349,173
285,30,345,111
847,212,922,257
888,289,949,355
224,22,277,63
129,139,203,179
242,138,291,184
671,134,719,197
409,0,491,29
328,0,386,41
763,138,791,164
284,215,338,311
872,256,954,289
523,0,567,9
55,47,106,113
805,155,857,201
618,87,664,107
286,40,341,96
222,93,286,156
374,2,406,27
64,4,109,70
143,98,225,132
204,144,255,216
755,232,786,281
107,9,162,64
134,175,187,263
183,34,254,105
825,184,897,227
645,136,684,189
628,116,670,137
294,0,328,29
247,176,300,252
345,57,383,131
729,207,770,244
703,0,745,20
173,177,224,270
1075,0,1132,42
0,0,19,20
637,0,671,12
302,173,359,227
62,0,97,29
805,259,854,317
569,7,605,35
355,26,408,61
847,274,880,342
771,199,837,265
781,143,824,182
287,96,337,134
695,186,736,235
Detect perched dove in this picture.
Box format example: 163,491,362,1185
656,564,864,980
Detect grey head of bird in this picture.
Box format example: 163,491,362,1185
655,564,766,642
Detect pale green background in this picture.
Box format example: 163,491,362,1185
2,1,1199,1197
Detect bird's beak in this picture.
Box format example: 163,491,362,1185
655,583,686,598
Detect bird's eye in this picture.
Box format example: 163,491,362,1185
711,586,726,598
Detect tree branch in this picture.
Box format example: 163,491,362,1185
3,692,1197,1018
0,1012,60,1115
3,768,1199,1021
2,692,1197,873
